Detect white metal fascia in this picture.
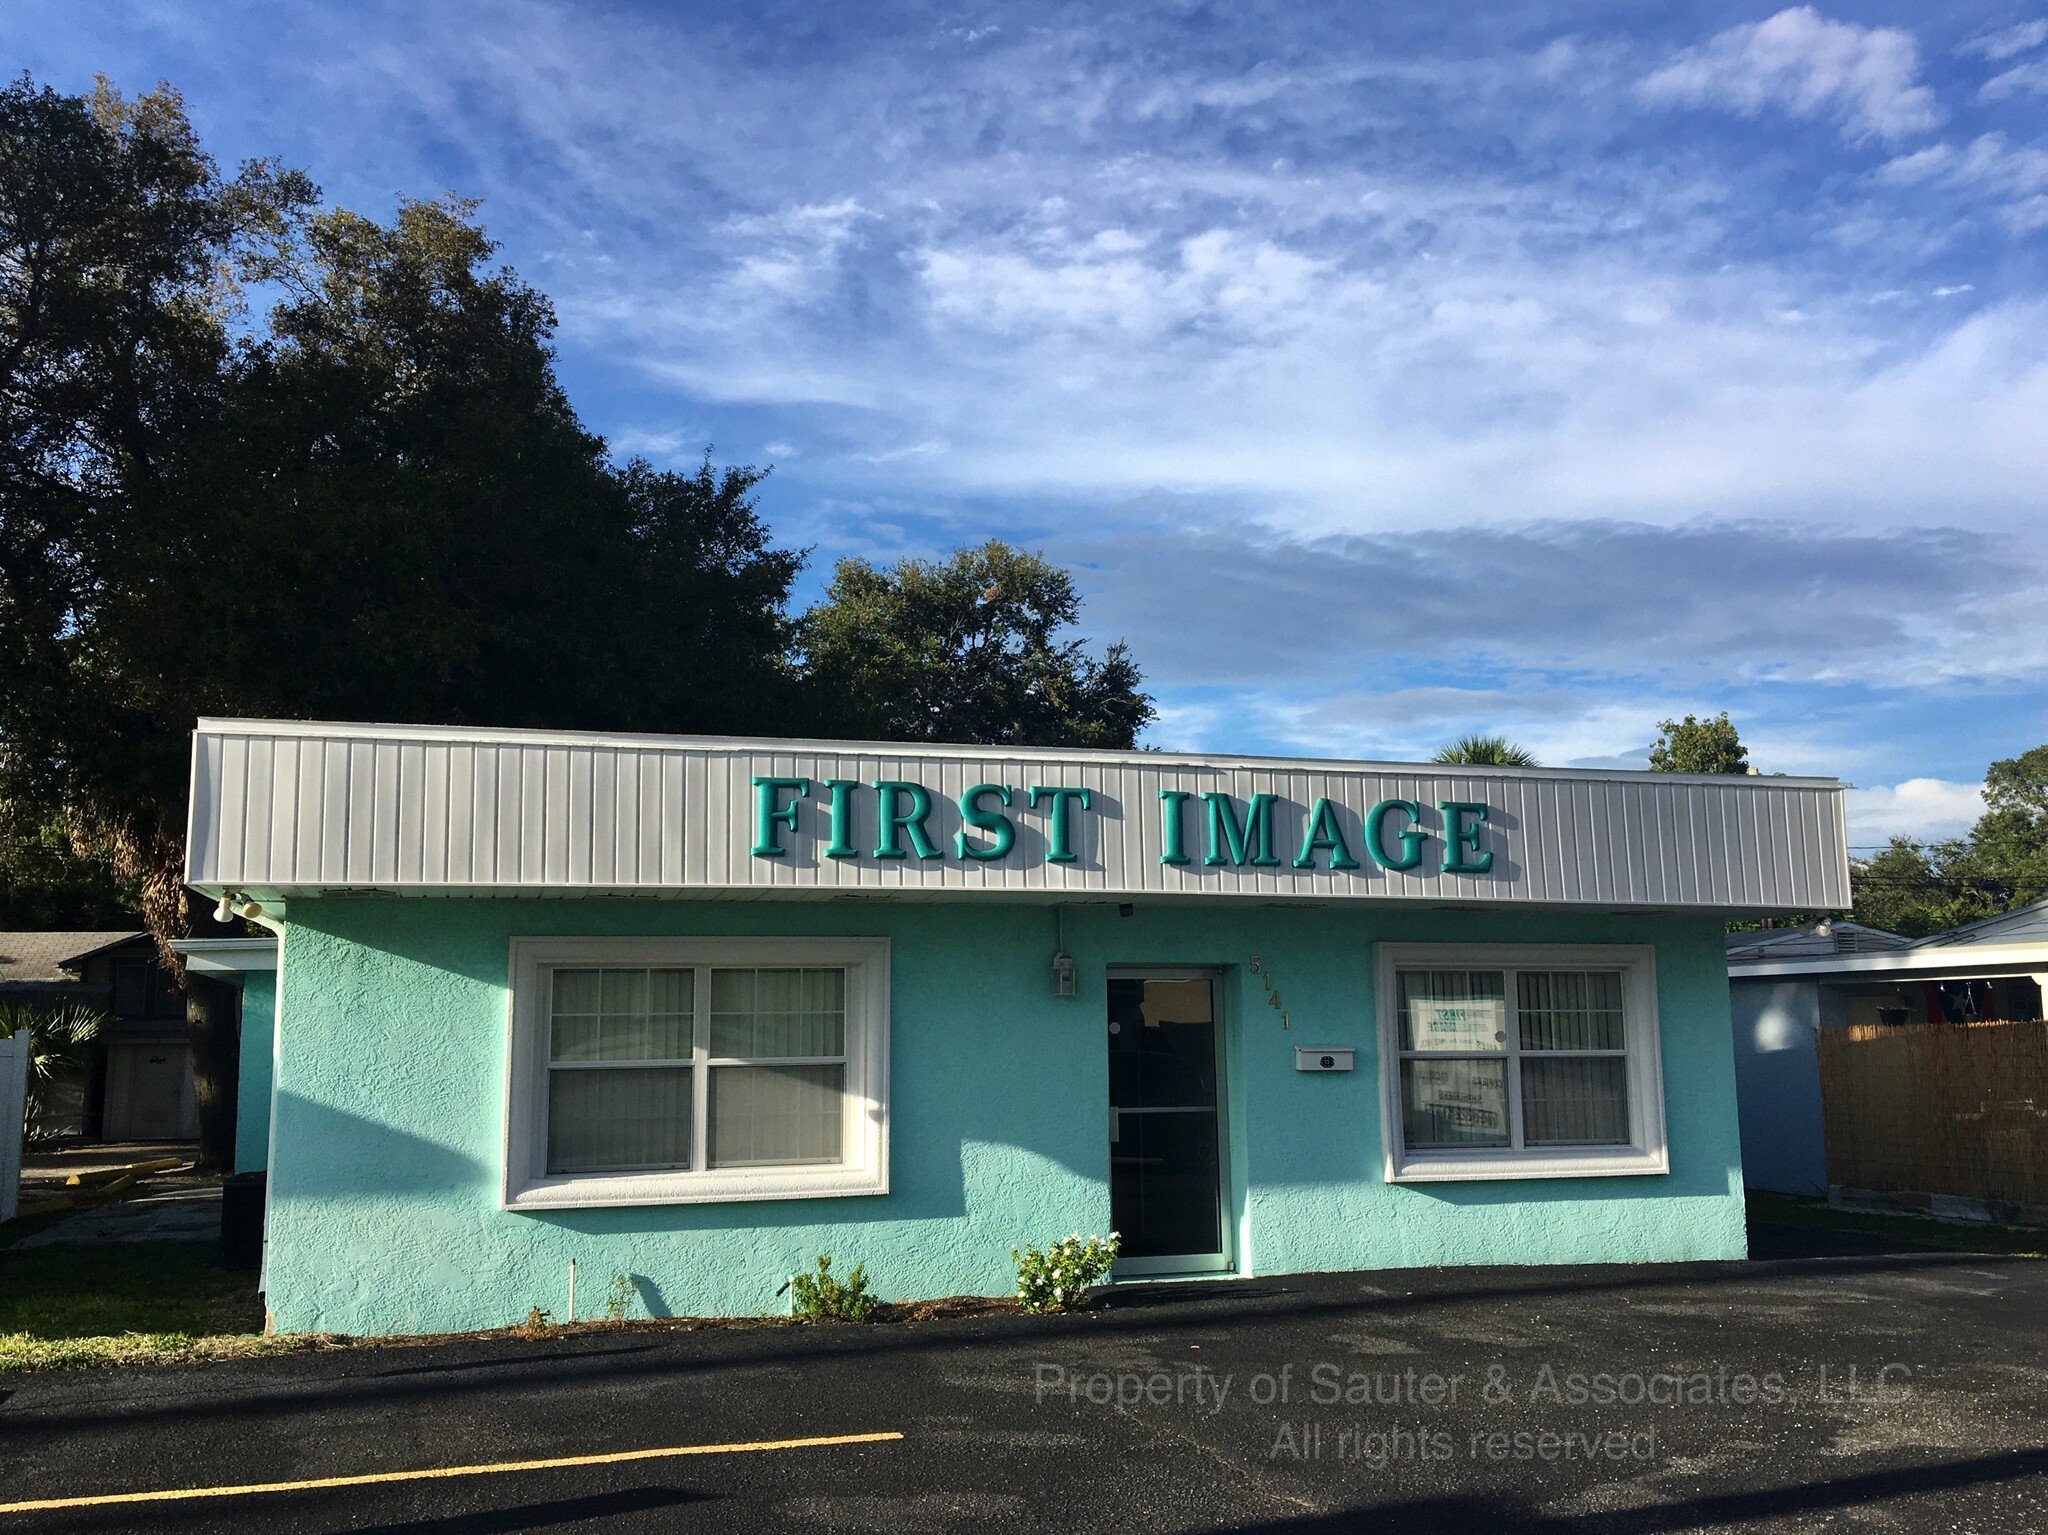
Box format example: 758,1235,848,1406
1728,942,2048,980
190,716,1844,789
186,718,1851,912
169,937,280,974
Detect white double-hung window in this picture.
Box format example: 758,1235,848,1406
503,937,889,1209
1375,944,1667,1182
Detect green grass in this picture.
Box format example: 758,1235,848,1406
0,1240,278,1372
1748,1190,2048,1258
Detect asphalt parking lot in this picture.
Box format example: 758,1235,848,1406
1,1223,2043,1533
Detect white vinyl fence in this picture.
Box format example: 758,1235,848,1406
0,1030,27,1222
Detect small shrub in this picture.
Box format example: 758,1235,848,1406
0,1002,108,1142
1012,1233,1119,1315
789,1255,877,1323
602,1274,637,1326
517,1306,553,1337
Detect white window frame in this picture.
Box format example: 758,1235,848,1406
1375,943,1667,1183
502,936,889,1210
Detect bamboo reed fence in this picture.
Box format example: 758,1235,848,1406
1815,1018,2047,1211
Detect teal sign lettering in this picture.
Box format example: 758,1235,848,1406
1293,797,1360,871
750,776,809,857
955,784,1015,860
1158,789,1192,865
873,780,943,861
1204,791,1281,867
1366,798,1425,872
1439,801,1494,874
746,779,1500,877
1028,786,1093,863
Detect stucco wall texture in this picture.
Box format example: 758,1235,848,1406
261,900,1747,1335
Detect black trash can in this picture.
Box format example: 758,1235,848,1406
219,1171,266,1272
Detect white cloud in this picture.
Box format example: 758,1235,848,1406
196,0,2048,547
854,438,950,465
918,227,1340,340
715,199,868,305
1877,132,2048,229
1982,60,2048,99
1961,20,2048,63
1639,7,1942,144
1054,513,2048,698
1844,779,1985,845
609,426,692,459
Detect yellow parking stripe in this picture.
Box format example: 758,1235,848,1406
0,1430,904,1515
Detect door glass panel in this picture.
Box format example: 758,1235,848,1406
1111,1108,1222,1259
1108,977,1224,1262
1108,977,1216,1108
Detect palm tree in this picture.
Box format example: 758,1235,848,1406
0,1002,107,1143
1432,734,1539,768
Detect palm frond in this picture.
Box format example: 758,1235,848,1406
1430,734,1539,768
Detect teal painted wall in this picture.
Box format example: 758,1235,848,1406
263,899,1746,1335
235,970,277,1174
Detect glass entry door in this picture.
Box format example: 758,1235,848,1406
1107,973,1230,1276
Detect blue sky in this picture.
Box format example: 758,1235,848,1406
11,2,2048,847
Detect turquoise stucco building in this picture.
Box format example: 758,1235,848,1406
183,719,1849,1336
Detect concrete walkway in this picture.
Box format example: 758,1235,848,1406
11,1140,218,1247
13,1182,221,1246
18,1140,198,1181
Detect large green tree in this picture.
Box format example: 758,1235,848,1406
0,76,314,943
3,74,1160,1165
1648,712,1750,774
1969,745,2048,907
798,540,1153,749
0,77,803,1165
0,806,136,929
1848,745,2048,937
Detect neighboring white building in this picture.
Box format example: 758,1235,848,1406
1727,906,2048,1195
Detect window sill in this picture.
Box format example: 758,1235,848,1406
1387,1146,1670,1183
504,1164,888,1211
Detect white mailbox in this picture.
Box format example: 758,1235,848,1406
1295,1045,1354,1073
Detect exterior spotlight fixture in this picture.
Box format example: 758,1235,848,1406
1051,950,1077,998
215,890,269,924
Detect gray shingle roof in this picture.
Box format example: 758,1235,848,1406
1909,899,2048,949
0,931,148,984
1725,921,1911,963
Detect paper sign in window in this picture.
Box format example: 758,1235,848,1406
1408,997,1508,1052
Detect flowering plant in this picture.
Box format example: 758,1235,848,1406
1012,1232,1120,1315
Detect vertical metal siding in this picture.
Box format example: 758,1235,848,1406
186,723,1850,908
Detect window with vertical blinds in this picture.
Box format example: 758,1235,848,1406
506,938,889,1209
1377,945,1667,1182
